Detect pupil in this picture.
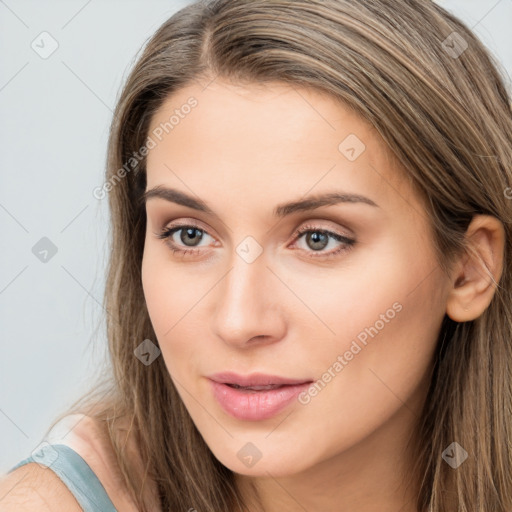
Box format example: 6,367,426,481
307,231,328,251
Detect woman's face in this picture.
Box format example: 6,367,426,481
141,78,451,477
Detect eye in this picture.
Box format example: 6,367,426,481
155,223,216,257
290,223,356,259
154,221,356,259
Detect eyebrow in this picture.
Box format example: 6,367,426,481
142,185,379,218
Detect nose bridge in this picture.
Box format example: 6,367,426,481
212,244,283,346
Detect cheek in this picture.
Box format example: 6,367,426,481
313,280,442,449
274,235,434,360
317,226,445,356
295,237,445,439
141,243,215,374
141,246,184,342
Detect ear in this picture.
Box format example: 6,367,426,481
446,214,505,322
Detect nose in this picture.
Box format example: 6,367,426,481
211,249,286,349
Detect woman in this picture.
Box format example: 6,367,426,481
2,0,511,510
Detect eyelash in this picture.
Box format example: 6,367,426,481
155,222,356,259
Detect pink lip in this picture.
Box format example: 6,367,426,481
208,371,312,387
207,372,313,421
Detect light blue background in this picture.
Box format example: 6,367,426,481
1,0,511,474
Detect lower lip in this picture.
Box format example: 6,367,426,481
209,380,312,421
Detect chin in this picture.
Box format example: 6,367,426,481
207,437,321,477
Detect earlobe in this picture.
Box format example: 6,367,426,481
445,215,505,323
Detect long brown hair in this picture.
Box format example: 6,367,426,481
48,1,512,510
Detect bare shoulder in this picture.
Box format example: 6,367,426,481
0,461,82,511
0,407,161,512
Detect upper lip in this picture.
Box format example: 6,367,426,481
208,371,313,387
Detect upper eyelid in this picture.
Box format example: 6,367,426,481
163,221,215,239
162,215,352,232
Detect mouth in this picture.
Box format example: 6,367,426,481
207,372,314,421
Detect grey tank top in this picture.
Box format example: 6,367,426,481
8,442,117,511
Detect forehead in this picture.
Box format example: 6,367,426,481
145,78,417,214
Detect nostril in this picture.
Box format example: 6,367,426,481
249,335,267,341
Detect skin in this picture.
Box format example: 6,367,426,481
141,77,504,512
